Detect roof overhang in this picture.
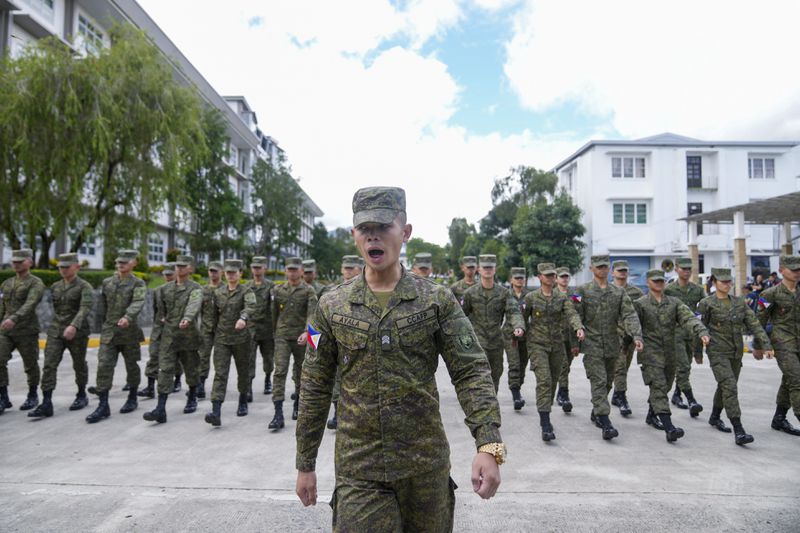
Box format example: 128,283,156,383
681,191,800,225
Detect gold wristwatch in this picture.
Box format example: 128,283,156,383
478,442,507,465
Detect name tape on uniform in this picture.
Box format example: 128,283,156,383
395,307,436,329
332,314,371,332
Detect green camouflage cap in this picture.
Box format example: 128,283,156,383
115,249,139,263
251,256,268,267
302,259,316,272
56,253,79,267
163,262,176,275
175,255,194,267
342,255,361,268
11,248,33,262
779,255,800,270
675,257,693,269
352,186,406,226
285,257,303,269
556,266,571,276
224,259,243,272
537,263,556,275
646,269,666,281
413,253,432,267
591,254,610,267
478,254,497,267
461,256,477,266
711,267,732,281
511,267,526,278
207,261,223,272
612,260,629,271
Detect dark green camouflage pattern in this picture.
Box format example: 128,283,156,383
0,273,45,336
99,274,146,345
272,282,318,339
211,284,257,345
757,282,800,416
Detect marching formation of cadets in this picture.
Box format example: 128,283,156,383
1,245,800,447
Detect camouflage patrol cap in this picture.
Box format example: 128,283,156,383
163,262,176,275
56,253,79,267
11,248,33,262
461,256,477,266
413,253,432,267
224,259,243,272
612,260,629,271
537,263,556,275
711,267,732,281
175,255,194,267
207,261,223,272
251,256,268,267
302,259,316,272
479,254,497,267
591,255,610,267
115,249,139,263
646,269,666,281
342,255,361,268
352,186,406,226
779,255,800,270
285,257,302,270
511,267,526,278
675,257,693,269
556,266,571,277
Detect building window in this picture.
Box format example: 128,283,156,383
686,156,702,188
748,157,775,179
687,202,703,236
148,234,165,263
78,14,104,54
611,156,645,179
78,235,96,256
22,0,54,23
613,202,647,225
228,144,238,167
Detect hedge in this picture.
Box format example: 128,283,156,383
0,270,150,289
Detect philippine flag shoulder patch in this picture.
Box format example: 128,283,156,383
758,297,772,310
570,294,582,303
307,324,321,350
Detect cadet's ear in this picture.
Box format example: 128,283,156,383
402,223,413,243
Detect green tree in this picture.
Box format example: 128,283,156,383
447,217,475,270
405,238,448,274
309,223,358,280
250,156,305,261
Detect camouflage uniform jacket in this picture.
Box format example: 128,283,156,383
212,283,257,345
245,279,274,341
160,280,203,352
310,280,325,297
522,288,583,346
558,286,580,351
271,282,317,339
450,278,477,305
616,284,644,340
462,283,524,351
633,293,708,367
698,294,771,357
99,274,146,345
296,269,501,482
47,276,93,338
151,284,166,342
0,274,45,337
665,280,705,337
200,283,221,336
502,287,531,336
574,280,642,356
757,283,800,352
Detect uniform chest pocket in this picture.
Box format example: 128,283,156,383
398,319,438,349
331,325,368,353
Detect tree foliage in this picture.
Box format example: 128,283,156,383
250,156,305,261
447,217,475,271
405,237,448,274
309,223,358,280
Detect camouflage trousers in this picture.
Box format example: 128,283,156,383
709,353,743,419
558,339,573,389
96,342,141,392
504,333,528,389
0,333,40,388
775,349,800,418
157,343,200,395
331,467,456,533
41,334,89,391
331,367,341,403
673,332,702,394
250,336,275,381
583,353,616,416
613,338,636,392
145,333,182,380
273,337,305,402
639,357,677,415
529,342,566,412
484,346,508,393
198,332,214,379
210,340,250,403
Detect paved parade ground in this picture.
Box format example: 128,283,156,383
1,344,798,532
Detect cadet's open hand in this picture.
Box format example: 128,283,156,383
63,325,77,340
472,453,500,499
234,319,246,330
700,335,710,346
1,319,16,330
753,350,763,360
297,332,308,346
576,329,585,341
296,471,317,506
117,317,130,328
760,350,774,360
179,319,191,329
634,340,644,351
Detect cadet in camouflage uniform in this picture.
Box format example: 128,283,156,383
248,256,275,397
296,187,504,532
462,254,525,393
86,250,146,423
758,255,800,437
204,259,257,426
522,263,584,441
556,267,580,411
268,257,318,429
138,263,178,399
28,254,93,418
303,259,326,297
573,254,643,440
699,267,772,445
143,255,203,424
665,257,706,414
197,261,223,399
504,267,531,410
0,249,45,412
411,252,433,278
450,256,477,304
610,260,644,416
633,269,709,443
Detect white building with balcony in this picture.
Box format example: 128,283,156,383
553,133,800,285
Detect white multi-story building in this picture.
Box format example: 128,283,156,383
553,133,800,285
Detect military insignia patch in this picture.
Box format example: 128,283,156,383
459,334,474,350
381,335,391,345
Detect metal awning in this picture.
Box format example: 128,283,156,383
680,191,800,224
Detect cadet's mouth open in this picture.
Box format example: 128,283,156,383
368,249,384,258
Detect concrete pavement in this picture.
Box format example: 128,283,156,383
1,347,798,532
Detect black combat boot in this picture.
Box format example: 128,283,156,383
671,386,688,409
237,393,248,416
0,386,11,409
540,411,555,442
205,400,222,426
119,388,138,414
598,414,618,440
731,417,754,445
19,386,38,410
137,377,156,398
327,401,338,430
511,387,525,411
122,384,130,391
558,387,573,413
28,389,54,418
658,413,684,442
684,389,703,418
184,386,198,414
645,405,664,430
86,391,110,423
173,374,182,393
617,391,632,416
69,386,89,411
247,383,253,403
143,393,168,423
291,390,298,401
87,385,98,395
590,410,603,428
292,395,299,420
264,376,272,395
610,391,622,407
771,406,800,436
708,406,731,433
268,401,285,430
196,377,206,399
